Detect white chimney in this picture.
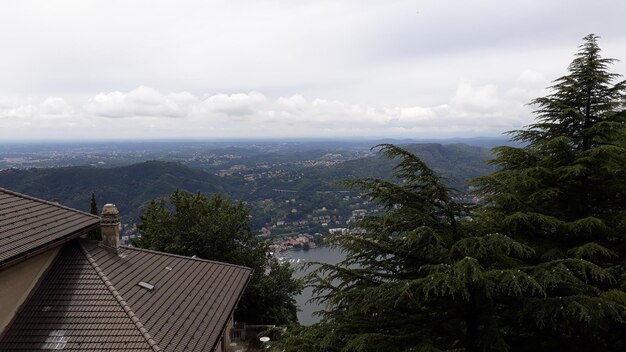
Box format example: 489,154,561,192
100,203,120,252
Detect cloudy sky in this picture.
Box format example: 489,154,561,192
1,0,625,140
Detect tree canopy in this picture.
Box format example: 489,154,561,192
86,192,102,240
473,33,626,350
135,189,302,325
275,34,626,351
274,144,544,351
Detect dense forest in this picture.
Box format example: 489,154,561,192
0,161,231,222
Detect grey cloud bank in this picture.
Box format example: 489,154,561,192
0,0,625,140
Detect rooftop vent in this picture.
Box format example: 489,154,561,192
138,281,155,291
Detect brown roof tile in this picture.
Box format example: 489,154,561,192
0,188,252,351
82,241,252,351
0,188,100,269
0,241,153,351
1,240,252,351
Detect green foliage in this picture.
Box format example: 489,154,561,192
276,35,626,351
135,189,303,325
86,192,102,240
311,142,495,190
275,145,541,352
90,192,98,215
0,143,495,232
0,161,230,223
472,34,626,350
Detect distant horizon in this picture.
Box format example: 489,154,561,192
0,135,513,144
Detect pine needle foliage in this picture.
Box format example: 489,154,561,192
473,34,626,350
274,144,543,352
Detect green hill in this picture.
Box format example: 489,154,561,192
285,143,495,192
0,161,228,222
0,143,495,226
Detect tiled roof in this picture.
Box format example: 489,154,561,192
0,187,100,269
0,240,252,351
0,241,154,351
83,241,252,351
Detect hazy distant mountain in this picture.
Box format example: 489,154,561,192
308,143,495,190
0,143,495,225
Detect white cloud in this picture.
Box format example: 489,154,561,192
506,70,550,102
41,97,74,116
516,69,547,88
197,92,268,119
385,106,437,126
86,86,197,118
3,104,36,119
0,97,75,120
451,82,501,114
0,63,607,139
276,94,308,113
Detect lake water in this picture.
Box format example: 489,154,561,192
284,246,346,326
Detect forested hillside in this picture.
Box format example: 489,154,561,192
317,143,494,188
0,143,494,226
0,161,229,221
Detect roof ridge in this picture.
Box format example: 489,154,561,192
79,242,162,352
121,245,253,271
0,187,100,219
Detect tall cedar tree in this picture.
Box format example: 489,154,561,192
473,34,626,350
135,190,302,325
87,192,102,240
274,144,549,352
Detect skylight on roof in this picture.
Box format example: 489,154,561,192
41,330,68,350
138,281,155,291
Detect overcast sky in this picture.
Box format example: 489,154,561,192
1,0,625,141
